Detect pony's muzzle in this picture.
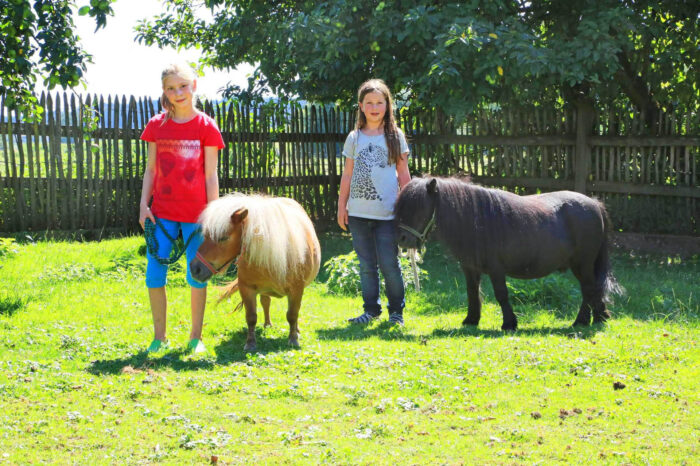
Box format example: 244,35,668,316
397,231,419,249
189,257,213,283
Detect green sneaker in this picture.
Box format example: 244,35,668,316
186,339,207,355
146,339,168,354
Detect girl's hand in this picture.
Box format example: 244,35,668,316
337,205,348,231
139,203,156,231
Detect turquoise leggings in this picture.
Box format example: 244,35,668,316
145,218,206,289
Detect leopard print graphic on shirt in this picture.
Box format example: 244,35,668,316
350,142,387,201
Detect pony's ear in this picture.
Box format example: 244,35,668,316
230,208,248,225
427,178,438,195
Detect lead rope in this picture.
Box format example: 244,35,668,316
409,248,421,292
144,217,200,266
400,247,423,292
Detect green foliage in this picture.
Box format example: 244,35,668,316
0,0,115,116
324,251,362,295
507,274,581,310
0,238,18,257
324,250,428,295
136,0,699,121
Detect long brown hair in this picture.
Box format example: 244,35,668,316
355,79,401,165
160,63,197,126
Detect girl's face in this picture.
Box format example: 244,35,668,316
359,91,387,126
162,74,197,110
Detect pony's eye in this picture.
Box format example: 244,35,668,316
217,236,229,243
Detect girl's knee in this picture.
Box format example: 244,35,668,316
146,274,167,288
187,276,207,288
146,256,168,288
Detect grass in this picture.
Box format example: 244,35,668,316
0,233,698,464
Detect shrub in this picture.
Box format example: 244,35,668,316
324,250,428,295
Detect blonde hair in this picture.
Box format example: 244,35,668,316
355,79,402,165
160,63,198,125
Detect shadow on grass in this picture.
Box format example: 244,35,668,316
0,295,26,317
316,320,419,342
87,328,302,375
87,349,217,375
210,327,303,364
428,322,606,340
316,319,606,342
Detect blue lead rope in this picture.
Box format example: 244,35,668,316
144,217,200,266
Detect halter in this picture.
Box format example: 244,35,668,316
398,207,437,247
195,250,240,277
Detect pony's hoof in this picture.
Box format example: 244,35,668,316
572,319,591,327
288,339,300,348
263,323,272,328
592,310,611,324
462,318,479,326
501,324,517,332
244,343,257,352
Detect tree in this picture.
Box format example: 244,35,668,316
0,0,114,117
136,1,698,123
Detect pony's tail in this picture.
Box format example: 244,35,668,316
595,208,625,303
217,278,244,312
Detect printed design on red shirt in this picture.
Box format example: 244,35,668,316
159,139,201,160
155,139,203,201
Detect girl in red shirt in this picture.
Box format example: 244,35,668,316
139,63,224,355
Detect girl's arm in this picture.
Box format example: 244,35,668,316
337,157,354,231
204,146,220,202
396,151,411,189
139,142,157,230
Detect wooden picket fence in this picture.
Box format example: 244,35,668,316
0,92,698,236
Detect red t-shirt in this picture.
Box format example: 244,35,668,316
141,112,225,223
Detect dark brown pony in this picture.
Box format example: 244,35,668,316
396,177,623,331
190,193,321,351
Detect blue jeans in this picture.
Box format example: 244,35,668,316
348,216,405,315
145,218,206,289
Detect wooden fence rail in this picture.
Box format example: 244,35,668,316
1,92,698,236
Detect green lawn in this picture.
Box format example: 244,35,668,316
0,233,697,464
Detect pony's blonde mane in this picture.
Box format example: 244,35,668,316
199,193,314,281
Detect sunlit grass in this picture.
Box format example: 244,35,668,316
0,234,697,463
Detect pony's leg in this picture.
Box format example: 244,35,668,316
239,285,258,352
489,273,517,331
462,268,482,326
589,279,611,324
286,290,302,348
592,299,611,324
260,295,272,327
571,264,595,326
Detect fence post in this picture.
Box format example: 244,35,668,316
574,102,594,194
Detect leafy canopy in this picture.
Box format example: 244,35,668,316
0,0,115,117
136,0,698,119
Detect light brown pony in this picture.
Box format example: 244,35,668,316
189,193,321,351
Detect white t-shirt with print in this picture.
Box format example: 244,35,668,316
343,128,409,220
